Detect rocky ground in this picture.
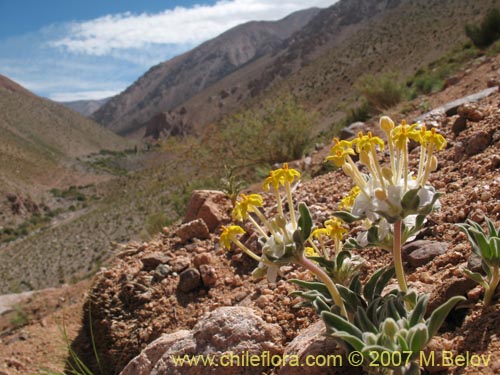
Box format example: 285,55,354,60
0,54,499,375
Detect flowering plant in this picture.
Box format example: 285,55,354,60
219,116,464,374
328,117,445,292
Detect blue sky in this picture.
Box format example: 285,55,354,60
0,0,336,102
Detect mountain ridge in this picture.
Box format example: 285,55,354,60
91,7,321,135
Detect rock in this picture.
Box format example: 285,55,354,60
414,87,497,121
120,330,193,375
421,337,454,373
184,190,231,232
402,240,448,267
199,265,217,288
169,256,190,273
178,268,201,292
428,277,476,313
457,103,485,122
465,131,491,156
193,253,212,268
451,116,467,135
467,253,483,273
154,264,170,280
487,77,500,88
122,306,283,375
141,253,172,270
339,122,365,140
279,320,360,375
176,219,210,243
470,209,485,223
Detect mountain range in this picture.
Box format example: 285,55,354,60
92,0,496,139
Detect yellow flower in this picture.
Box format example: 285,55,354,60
305,246,319,257
326,138,355,167
263,163,301,191
311,227,328,239
423,128,447,151
324,217,348,241
338,186,361,211
232,193,264,221
263,169,282,191
351,131,385,153
276,163,301,184
391,120,419,150
220,225,245,250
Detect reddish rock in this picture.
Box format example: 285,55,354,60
457,103,485,122
141,253,172,270
183,190,231,232
176,219,210,243
178,268,201,292
402,240,448,267
465,130,491,156
199,264,217,288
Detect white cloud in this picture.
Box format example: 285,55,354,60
50,0,336,55
49,90,120,102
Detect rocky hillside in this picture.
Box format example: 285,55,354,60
78,76,500,374
91,8,320,136
0,48,499,375
0,75,128,197
94,0,497,139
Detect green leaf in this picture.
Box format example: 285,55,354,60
338,284,365,313
401,188,420,212
367,225,380,244
364,267,387,302
321,311,363,338
313,296,332,313
408,323,429,353
298,202,313,241
355,306,377,333
374,267,396,299
290,279,330,296
333,211,362,224
409,294,429,327
332,332,366,352
426,296,466,338
463,268,488,288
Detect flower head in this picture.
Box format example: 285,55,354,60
391,120,419,150
220,225,245,250
351,131,385,153
326,138,356,167
232,193,264,221
338,186,361,211
422,128,447,150
324,217,348,241
262,163,301,191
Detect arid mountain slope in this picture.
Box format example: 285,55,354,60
167,0,498,135
0,76,128,195
60,97,111,117
95,0,498,139
92,8,321,136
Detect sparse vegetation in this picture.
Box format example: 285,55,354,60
465,8,500,48
355,72,408,111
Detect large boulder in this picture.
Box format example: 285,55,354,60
121,306,284,375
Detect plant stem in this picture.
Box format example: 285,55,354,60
233,239,262,262
298,254,348,319
393,220,408,293
485,264,500,306
285,181,297,230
